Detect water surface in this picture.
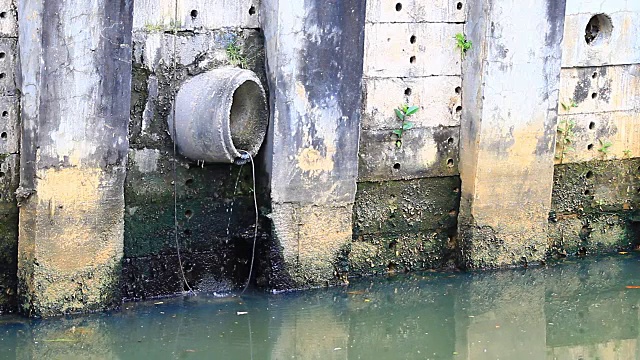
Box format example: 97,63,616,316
2,254,640,359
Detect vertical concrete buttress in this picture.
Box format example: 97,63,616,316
458,0,566,267
261,0,366,287
17,1,133,316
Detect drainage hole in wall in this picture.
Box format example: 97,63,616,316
587,143,594,151
410,35,416,44
184,229,192,236
249,6,256,15
0,172,5,178
585,13,613,46
393,163,401,170
185,209,193,218
0,12,6,19
185,178,194,187
404,88,412,96
455,105,462,113
0,53,5,60
447,159,454,167
584,189,591,195
0,132,6,140
591,92,597,99
409,56,416,64
190,9,198,19
455,86,461,94
586,170,594,179
456,2,463,10
395,3,402,11
447,137,454,144
0,73,6,79
1,111,6,117
592,72,598,79
589,121,596,130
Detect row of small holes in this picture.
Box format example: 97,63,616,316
394,2,464,173
403,86,461,98
1,110,7,140
586,120,596,150
396,2,463,11
394,161,455,169
191,6,256,18
393,138,456,171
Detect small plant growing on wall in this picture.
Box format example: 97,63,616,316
555,118,575,162
597,139,612,157
623,149,632,158
393,104,419,148
226,40,248,69
455,33,472,58
560,99,578,111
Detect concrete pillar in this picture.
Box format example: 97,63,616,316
261,0,366,287
17,1,133,316
458,0,566,267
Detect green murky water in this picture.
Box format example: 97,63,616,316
2,254,640,359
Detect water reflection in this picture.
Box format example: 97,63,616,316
1,255,639,359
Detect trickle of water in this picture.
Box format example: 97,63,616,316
225,164,245,242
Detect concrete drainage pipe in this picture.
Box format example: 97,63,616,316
170,68,268,164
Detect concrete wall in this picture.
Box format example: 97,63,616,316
0,0,637,316
350,0,464,276
549,0,640,257
0,0,19,314
124,0,268,299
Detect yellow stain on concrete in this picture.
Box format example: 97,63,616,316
465,120,553,264
297,147,334,174
33,167,123,272
271,203,352,285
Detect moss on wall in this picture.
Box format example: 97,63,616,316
123,28,269,299
349,177,461,275
549,158,640,257
0,208,17,313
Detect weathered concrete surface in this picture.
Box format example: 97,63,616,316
366,0,466,23
548,159,640,257
362,77,461,131
458,0,566,268
550,1,640,258
358,127,459,181
562,0,640,67
359,67,461,182
350,177,461,275
123,149,266,299
363,23,463,78
261,0,365,288
555,65,640,164
0,154,19,314
0,0,18,314
0,0,17,38
126,28,268,298
17,0,133,316
133,0,260,30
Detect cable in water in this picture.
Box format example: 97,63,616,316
239,150,258,295
171,0,193,294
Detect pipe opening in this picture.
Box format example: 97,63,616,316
230,80,268,158
171,68,268,164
